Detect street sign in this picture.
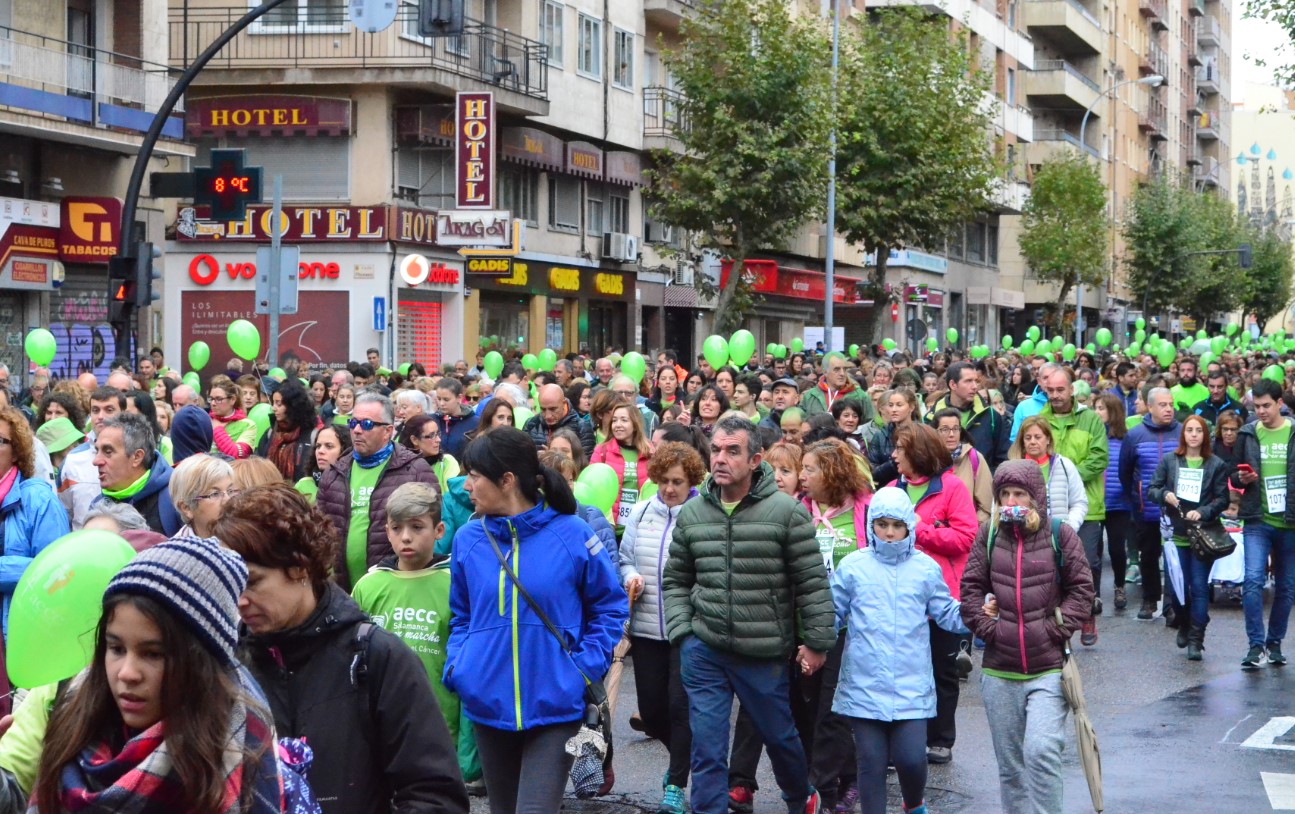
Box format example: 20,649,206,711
255,245,299,315
457,219,524,258
373,296,387,332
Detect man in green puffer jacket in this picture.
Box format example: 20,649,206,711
664,413,835,813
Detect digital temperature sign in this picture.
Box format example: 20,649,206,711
193,149,263,222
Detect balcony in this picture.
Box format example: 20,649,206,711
991,179,1031,214
168,5,549,112
1194,156,1220,187
1025,60,1101,113
1196,110,1220,140
1185,148,1202,166
1187,85,1203,115
1022,0,1102,57
1187,47,1202,67
0,26,188,156
644,86,687,151
1189,0,1206,15
1028,128,1100,161
644,0,695,31
1197,61,1220,94
1138,0,1168,29
1003,104,1035,142
1138,97,1168,140
1196,17,1221,48
1140,40,1169,77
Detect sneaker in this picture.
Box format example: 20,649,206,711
1127,564,1142,585
1080,618,1097,647
1114,586,1127,610
1137,600,1156,620
804,790,823,814
1268,643,1288,666
729,786,755,814
904,805,928,814
659,784,686,814
464,778,487,797
834,782,859,814
926,746,952,764
629,712,645,732
1242,645,1267,670
1092,597,1103,616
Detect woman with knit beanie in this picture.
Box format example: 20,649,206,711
30,535,321,814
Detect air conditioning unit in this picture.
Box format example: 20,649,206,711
673,261,695,286
602,232,638,262
646,220,675,244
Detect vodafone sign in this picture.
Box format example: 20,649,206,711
187,253,342,286
399,254,462,292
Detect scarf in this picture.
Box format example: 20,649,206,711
102,471,150,502
267,425,302,480
354,441,395,470
211,408,248,426
37,671,291,814
0,465,18,505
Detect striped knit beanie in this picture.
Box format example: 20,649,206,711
104,535,248,666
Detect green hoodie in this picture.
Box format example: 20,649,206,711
1039,400,1108,521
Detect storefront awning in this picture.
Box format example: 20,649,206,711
605,151,644,187
395,105,455,147
565,142,604,181
500,127,564,174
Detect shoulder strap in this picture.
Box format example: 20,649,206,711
1050,517,1065,580
350,622,375,688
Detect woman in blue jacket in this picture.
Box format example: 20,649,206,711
1096,394,1133,609
445,427,627,814
830,487,967,814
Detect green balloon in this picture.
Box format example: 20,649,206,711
702,335,730,371
1264,364,1286,384
1094,328,1112,347
882,339,897,351
227,319,261,361
772,344,788,359
1018,339,1035,355
1026,325,1041,342
1001,335,1014,350
1136,317,1146,330
621,352,647,385
926,337,939,352
483,351,504,379
521,353,539,371
848,344,860,358
1061,343,1076,361
577,462,621,514
1200,351,1215,368
1085,343,1096,353
1157,344,1177,367
1210,336,1226,354
1127,342,1141,356
268,367,286,380
188,341,211,371
8,530,136,688
766,343,778,356
946,327,959,345
399,363,412,377
1036,339,1052,355
247,402,272,448
23,329,56,367
513,406,533,428
572,481,598,512
1135,329,1146,343
1196,329,1207,340
729,330,756,366
1226,322,1240,336
182,372,200,391
790,337,804,354
538,348,558,372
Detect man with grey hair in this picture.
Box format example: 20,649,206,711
594,357,616,389
315,391,441,591
91,412,180,536
664,413,834,812
553,358,575,388
171,384,196,411
1009,361,1061,442
1120,385,1181,620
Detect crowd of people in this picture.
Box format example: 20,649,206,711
0,334,1283,814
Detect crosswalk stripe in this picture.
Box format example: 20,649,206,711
1243,717,1295,752
1262,772,1295,810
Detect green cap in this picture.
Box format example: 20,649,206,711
376,367,393,376
36,416,85,454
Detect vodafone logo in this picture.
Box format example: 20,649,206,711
187,253,341,286
400,253,460,287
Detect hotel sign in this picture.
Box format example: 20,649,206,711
435,210,511,246
455,92,495,209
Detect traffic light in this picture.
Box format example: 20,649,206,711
134,243,162,307
1239,243,1253,269
108,253,136,323
419,0,464,36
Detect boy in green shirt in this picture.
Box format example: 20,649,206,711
351,482,482,790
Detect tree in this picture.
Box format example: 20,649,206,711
1177,191,1247,322
833,8,1002,344
1017,156,1108,336
1243,227,1295,328
646,0,832,333
1123,175,1189,316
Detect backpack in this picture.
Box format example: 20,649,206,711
986,516,1066,584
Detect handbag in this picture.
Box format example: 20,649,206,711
1174,505,1237,562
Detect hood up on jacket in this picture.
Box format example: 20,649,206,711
991,459,1050,527
171,405,214,464
865,486,916,564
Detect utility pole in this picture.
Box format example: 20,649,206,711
823,0,841,352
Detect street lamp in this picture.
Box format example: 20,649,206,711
1074,73,1164,348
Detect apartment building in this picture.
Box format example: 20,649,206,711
0,0,187,382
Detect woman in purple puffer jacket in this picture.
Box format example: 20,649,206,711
1096,393,1134,610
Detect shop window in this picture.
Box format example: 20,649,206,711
396,299,443,372
947,225,964,260
499,167,539,225
966,221,985,264
198,136,350,202
396,144,454,210
549,175,581,231
987,223,999,266
546,299,565,350
258,0,347,31
577,13,601,79
540,0,564,67
480,294,531,351
613,28,634,90
609,192,630,234
586,184,604,235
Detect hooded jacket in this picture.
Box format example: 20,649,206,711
959,461,1095,676
91,453,181,537
1033,453,1087,532
925,394,1012,469
1008,386,1048,443
619,490,697,640
888,470,978,600
1119,414,1183,523
521,403,596,457
437,475,474,557
170,405,214,465
241,583,469,814
0,472,70,635
444,503,627,730
1039,399,1108,521
1229,420,1295,523
801,377,877,423
830,487,968,721
438,409,479,459
663,462,836,657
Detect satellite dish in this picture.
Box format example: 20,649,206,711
349,0,398,33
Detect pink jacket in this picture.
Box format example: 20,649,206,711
800,491,874,548
886,469,978,599
591,440,651,522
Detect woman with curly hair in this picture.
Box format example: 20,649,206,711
217,484,468,814
37,390,86,434
257,379,320,482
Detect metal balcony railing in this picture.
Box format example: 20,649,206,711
1033,127,1100,158
1189,0,1205,15
1033,59,1101,92
0,25,182,115
1062,0,1102,29
644,86,687,138
168,5,548,100
1196,16,1221,46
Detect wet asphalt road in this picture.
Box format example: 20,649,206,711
469,575,1295,813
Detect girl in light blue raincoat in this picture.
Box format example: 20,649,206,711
830,486,969,814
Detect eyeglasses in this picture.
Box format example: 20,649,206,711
420,433,439,441
195,488,240,502
209,395,230,403
347,417,392,432
0,437,12,447
613,390,637,398
936,426,961,436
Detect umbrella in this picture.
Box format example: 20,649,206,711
605,594,635,717
1060,639,1104,813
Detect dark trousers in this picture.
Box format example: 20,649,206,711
473,720,581,814
849,717,928,814
807,632,857,808
729,652,819,792
1134,519,1164,602
927,620,968,750
1100,510,1132,588
630,636,692,787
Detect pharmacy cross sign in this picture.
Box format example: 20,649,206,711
193,149,263,223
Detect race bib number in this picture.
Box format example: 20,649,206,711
816,527,836,573
1266,475,1287,515
617,488,638,526
1176,468,1203,504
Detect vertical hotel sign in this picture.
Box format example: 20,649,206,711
455,92,494,209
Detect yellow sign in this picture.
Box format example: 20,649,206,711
550,267,580,292
457,219,522,257
467,257,511,275
498,262,528,286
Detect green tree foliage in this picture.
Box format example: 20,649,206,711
833,8,1001,343
645,0,832,333
1242,227,1295,328
1018,156,1108,335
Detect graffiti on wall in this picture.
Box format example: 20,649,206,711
48,288,130,381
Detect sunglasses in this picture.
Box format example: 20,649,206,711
347,417,392,432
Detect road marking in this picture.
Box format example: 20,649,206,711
1222,714,1255,744
1243,717,1295,751
1262,773,1295,809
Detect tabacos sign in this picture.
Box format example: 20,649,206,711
58,197,120,263
188,253,344,286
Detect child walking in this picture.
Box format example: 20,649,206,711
830,486,969,814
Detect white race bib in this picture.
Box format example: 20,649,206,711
617,488,638,526
816,526,837,574
1266,475,1287,515
1176,468,1203,503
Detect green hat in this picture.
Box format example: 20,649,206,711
376,367,392,376
36,417,85,454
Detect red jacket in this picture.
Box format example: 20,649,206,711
887,469,978,599
590,440,651,523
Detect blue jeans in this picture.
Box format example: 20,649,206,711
679,636,811,814
1242,522,1295,647
1168,544,1211,628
